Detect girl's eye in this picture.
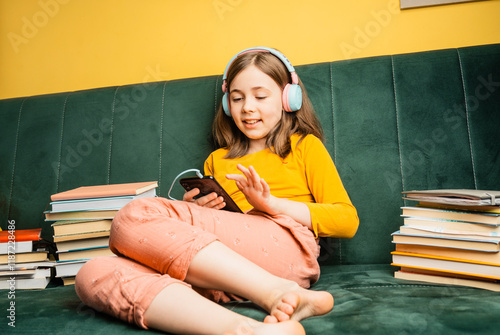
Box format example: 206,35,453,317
231,97,242,102
256,96,267,100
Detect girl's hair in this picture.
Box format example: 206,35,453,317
212,51,324,159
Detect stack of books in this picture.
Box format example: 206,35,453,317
45,181,158,285
0,228,56,289
391,189,500,291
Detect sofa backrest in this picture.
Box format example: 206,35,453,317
1,44,499,266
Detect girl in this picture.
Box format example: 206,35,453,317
75,47,359,335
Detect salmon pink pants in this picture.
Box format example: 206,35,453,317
75,197,320,329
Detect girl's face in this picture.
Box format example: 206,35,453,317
229,65,283,154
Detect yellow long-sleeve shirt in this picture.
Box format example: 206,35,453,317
204,134,359,238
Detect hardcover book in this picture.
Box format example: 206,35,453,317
51,181,158,201
402,189,500,206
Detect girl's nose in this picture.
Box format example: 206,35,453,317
242,97,256,113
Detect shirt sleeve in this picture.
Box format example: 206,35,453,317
300,136,359,238
203,153,214,176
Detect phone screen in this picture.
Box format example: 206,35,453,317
179,176,243,213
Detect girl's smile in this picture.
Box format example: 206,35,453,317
229,65,283,153
242,119,261,128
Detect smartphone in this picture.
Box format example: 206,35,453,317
179,176,243,213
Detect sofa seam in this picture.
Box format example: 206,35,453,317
456,48,478,190
159,82,167,194
54,95,69,192
107,87,119,184
329,62,336,164
329,62,341,264
345,284,444,290
8,99,25,219
215,75,220,117
391,56,405,197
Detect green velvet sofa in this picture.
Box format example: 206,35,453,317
1,43,500,334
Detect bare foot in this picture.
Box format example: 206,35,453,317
264,285,334,323
223,320,305,335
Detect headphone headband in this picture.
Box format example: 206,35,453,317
222,47,298,93
221,47,302,115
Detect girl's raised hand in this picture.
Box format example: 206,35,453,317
226,164,278,214
182,188,227,210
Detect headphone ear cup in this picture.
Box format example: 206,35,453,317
282,84,303,112
222,93,231,117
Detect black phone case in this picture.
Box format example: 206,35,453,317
179,176,243,213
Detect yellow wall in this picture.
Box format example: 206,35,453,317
1,0,499,100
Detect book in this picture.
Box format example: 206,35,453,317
417,202,500,214
51,219,112,236
0,240,34,254
0,267,51,279
0,260,55,271
402,189,500,206
51,181,158,201
399,225,500,240
391,251,500,279
402,216,500,234
392,230,500,252
0,251,49,264
50,188,156,212
394,269,500,292
56,246,114,262
53,230,110,243
62,277,76,286
0,228,42,243
45,210,118,221
55,236,109,252
402,206,500,225
0,269,37,277
1,276,51,289
395,243,500,265
55,259,88,277
0,267,52,289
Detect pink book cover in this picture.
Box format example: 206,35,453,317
51,181,158,201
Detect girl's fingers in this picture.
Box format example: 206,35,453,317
184,189,225,210
229,165,266,192
260,178,270,194
248,166,261,185
237,164,262,189
227,174,247,190
182,188,200,202
199,194,226,209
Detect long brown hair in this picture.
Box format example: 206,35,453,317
213,50,324,159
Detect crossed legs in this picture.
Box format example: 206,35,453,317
144,241,333,334
76,198,334,334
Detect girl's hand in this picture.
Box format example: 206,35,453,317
182,188,226,210
226,164,278,215
227,164,313,230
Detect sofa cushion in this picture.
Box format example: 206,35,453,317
7,265,500,334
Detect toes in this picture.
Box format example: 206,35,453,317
263,315,278,324
277,301,294,315
281,293,299,309
273,309,291,322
